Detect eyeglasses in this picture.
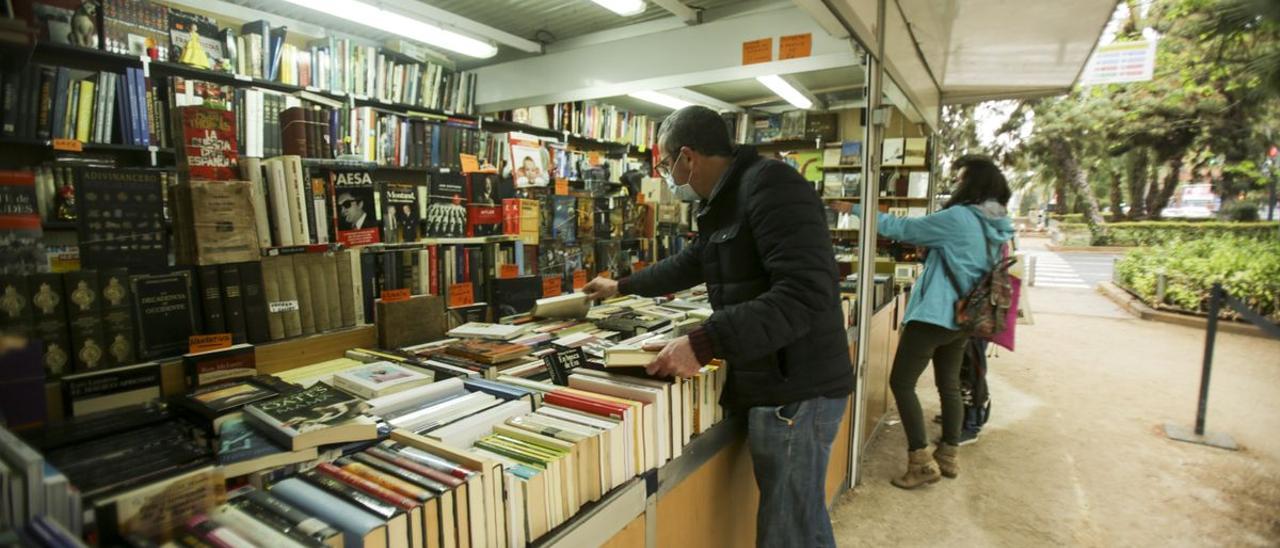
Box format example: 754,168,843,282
339,199,357,209
656,150,684,178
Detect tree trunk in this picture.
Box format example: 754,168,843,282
1105,164,1124,220
1147,157,1184,219
1050,140,1106,229
1054,179,1068,215
1125,150,1150,220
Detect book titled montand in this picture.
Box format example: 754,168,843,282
243,381,377,451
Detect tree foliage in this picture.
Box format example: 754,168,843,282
985,0,1280,222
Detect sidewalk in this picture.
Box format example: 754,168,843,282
829,275,1280,546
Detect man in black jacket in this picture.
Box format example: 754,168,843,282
584,106,853,547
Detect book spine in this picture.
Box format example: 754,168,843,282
26,274,69,378
237,261,272,344
35,66,54,140
197,265,226,335
323,253,342,331
359,251,376,324
98,268,137,369
260,256,287,341
219,264,249,345
336,251,356,328
65,270,105,372
281,107,307,156
2,68,19,135
306,252,331,332
292,254,316,336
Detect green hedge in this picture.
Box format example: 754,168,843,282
1048,213,1085,223
1055,221,1279,246
1114,236,1280,322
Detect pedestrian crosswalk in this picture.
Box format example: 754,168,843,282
1026,252,1091,289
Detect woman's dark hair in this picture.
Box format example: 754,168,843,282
944,154,1011,209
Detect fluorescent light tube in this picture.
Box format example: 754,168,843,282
591,0,647,16
756,74,813,109
628,90,694,110
279,0,499,58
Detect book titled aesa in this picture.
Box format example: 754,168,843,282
243,381,377,451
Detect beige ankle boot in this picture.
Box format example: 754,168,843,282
934,443,958,478
891,448,941,489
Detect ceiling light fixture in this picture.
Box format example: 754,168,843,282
590,0,647,16
756,74,813,109
628,90,694,110
278,0,499,58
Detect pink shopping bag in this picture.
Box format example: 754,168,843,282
990,274,1021,351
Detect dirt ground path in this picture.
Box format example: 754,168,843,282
830,243,1280,547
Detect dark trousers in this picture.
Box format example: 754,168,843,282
747,396,848,548
890,321,967,450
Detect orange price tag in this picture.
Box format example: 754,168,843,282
499,264,520,279
448,283,475,307
555,178,569,195
52,138,83,152
588,151,602,166
572,270,587,290
381,288,411,303
543,276,562,298
742,37,773,65
598,271,612,280
460,154,480,173
188,333,232,354
635,193,645,204
779,33,812,60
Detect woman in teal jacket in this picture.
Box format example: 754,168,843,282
850,155,1014,489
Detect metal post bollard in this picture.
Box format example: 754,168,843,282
1156,271,1166,305
1165,283,1238,450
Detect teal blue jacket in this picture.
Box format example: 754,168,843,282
853,201,1015,330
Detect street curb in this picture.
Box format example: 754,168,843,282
1096,281,1270,339
1046,245,1136,253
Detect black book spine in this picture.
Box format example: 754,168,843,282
238,262,271,344
359,251,376,322
398,250,414,294
381,250,397,291
1,69,18,136
467,247,482,303
241,489,341,544
219,264,248,344
99,268,137,368
302,166,317,244
0,275,33,338
198,265,226,335
27,273,70,379
64,270,105,372
35,66,55,140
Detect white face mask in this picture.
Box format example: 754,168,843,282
662,150,702,202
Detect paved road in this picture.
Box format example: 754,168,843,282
1023,250,1122,289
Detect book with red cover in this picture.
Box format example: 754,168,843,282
328,167,381,247
178,106,238,181
315,463,417,511
465,205,502,237
364,447,463,489
544,390,628,420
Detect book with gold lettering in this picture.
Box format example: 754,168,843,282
177,105,238,181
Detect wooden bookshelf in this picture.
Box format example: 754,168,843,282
0,136,174,155
819,164,862,170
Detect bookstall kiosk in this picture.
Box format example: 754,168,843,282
0,0,1116,546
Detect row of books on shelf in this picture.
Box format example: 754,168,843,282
497,102,658,149
1,288,726,547
1,63,166,147
24,0,479,114
820,170,930,199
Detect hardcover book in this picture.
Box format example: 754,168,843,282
178,106,239,181
28,273,71,378
0,275,32,337
180,181,261,265
183,344,256,388
0,170,44,276
0,339,46,430
75,167,167,271
328,168,380,247
243,382,377,450
100,268,137,368
217,414,316,478
65,269,105,371
379,183,419,243
444,339,532,365
425,172,466,237
131,269,200,360
375,294,444,350
60,361,162,418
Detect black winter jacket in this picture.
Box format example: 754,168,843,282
619,147,854,408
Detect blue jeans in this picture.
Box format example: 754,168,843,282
748,396,848,548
